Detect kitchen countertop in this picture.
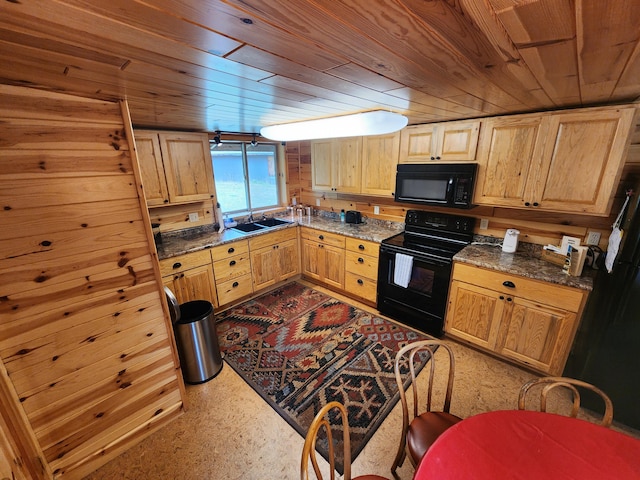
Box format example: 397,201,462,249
155,215,404,260
454,243,594,291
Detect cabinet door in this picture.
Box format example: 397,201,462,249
399,124,438,163
496,297,577,375
277,238,300,281
301,238,322,281
251,245,279,291
311,140,334,191
532,108,636,215
333,137,361,193
438,121,480,161
474,115,545,208
445,280,504,350
361,133,400,196
158,132,215,203
180,264,218,307
322,244,345,290
135,131,169,206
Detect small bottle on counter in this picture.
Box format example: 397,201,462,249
340,209,345,223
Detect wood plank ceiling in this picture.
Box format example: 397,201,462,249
1,0,640,134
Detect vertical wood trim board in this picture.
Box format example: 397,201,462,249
0,85,185,479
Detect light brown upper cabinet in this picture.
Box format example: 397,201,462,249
474,105,637,215
136,130,216,206
360,132,400,197
399,120,480,163
311,137,362,193
311,133,400,196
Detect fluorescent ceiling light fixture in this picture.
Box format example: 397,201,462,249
260,110,408,141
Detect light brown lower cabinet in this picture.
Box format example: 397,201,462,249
344,237,379,304
210,239,253,306
249,228,300,291
160,249,218,308
445,262,587,375
301,227,345,290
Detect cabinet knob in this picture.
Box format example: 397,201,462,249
533,202,539,207
358,244,365,250
228,247,235,254
319,235,324,240
500,295,505,300
232,281,239,288
172,262,182,269
164,199,169,204
435,156,441,160
502,281,516,288
524,202,531,207
507,297,513,302
229,260,236,266
358,257,364,263
357,279,364,285
430,156,435,160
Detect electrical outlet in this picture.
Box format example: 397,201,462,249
480,218,489,230
586,231,601,245
374,205,380,215
316,198,321,206
188,212,199,222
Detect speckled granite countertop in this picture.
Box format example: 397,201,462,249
155,215,404,260
454,243,594,291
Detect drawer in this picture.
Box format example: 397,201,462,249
345,251,378,279
345,237,379,256
216,274,253,305
213,253,252,281
300,227,345,248
344,272,377,303
249,227,297,250
452,262,584,312
210,239,249,262
159,249,211,277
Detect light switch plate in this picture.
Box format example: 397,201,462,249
188,212,199,222
374,205,380,215
316,198,321,206
480,218,489,230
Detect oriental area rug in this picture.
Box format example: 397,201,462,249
215,282,432,473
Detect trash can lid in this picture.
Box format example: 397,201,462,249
164,286,180,324
177,300,214,324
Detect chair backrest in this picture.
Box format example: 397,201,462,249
394,340,456,427
301,401,353,480
518,376,614,427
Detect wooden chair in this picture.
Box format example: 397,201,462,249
518,376,614,427
391,340,461,478
301,401,389,480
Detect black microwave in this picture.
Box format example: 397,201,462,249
394,163,477,209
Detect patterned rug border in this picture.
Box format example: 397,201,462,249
215,282,433,473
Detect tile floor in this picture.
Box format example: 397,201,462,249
84,281,640,480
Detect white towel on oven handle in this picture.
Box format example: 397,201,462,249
394,253,413,288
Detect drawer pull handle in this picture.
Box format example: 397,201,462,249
358,257,364,263
172,262,182,269
319,234,324,240
229,260,236,266
232,281,239,288
357,279,364,285
502,281,515,288
358,244,365,250
228,247,235,254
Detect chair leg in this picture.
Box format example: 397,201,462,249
391,439,406,478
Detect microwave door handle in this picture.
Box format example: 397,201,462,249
446,177,454,199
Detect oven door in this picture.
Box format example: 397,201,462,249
377,245,453,336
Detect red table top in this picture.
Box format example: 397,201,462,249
414,410,640,480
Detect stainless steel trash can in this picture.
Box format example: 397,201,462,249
165,288,223,384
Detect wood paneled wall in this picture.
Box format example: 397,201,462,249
0,86,185,479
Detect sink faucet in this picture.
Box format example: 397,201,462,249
247,213,254,222
262,214,267,221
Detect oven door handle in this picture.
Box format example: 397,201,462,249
381,247,452,267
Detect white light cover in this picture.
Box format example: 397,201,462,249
260,110,408,141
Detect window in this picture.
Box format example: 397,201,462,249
210,141,279,214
